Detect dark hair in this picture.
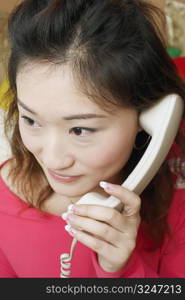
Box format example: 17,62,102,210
3,0,185,249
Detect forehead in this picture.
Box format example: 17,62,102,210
17,62,81,96
16,62,137,122
16,63,101,110
16,62,120,122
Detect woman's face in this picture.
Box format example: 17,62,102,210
16,63,140,199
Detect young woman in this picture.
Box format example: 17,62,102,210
0,0,185,278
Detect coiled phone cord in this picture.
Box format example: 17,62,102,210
60,237,77,278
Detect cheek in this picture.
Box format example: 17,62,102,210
81,131,136,170
19,125,37,154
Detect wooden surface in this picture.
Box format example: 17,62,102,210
0,0,21,12
176,0,185,3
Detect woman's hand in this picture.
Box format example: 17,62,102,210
62,181,141,273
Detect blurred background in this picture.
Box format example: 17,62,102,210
0,0,185,163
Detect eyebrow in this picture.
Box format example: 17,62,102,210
17,99,107,120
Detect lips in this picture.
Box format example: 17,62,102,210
48,169,81,183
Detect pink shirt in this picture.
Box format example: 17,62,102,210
0,158,185,278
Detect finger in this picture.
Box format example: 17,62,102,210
65,225,119,260
99,181,141,217
65,213,124,247
65,225,130,272
65,204,126,232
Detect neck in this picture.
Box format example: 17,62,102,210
41,171,125,216
41,187,110,217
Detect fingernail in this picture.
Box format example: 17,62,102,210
67,204,77,213
64,225,76,236
99,181,114,190
65,224,71,232
61,212,68,220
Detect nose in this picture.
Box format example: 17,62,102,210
41,133,75,170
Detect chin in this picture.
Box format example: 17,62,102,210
56,185,99,200
48,182,87,197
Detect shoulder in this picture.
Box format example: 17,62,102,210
0,159,52,221
166,141,185,229
0,159,17,195
0,159,30,217
0,159,11,183
0,158,28,202
167,187,185,235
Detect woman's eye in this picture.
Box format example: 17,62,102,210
20,116,96,136
21,116,40,128
70,127,96,137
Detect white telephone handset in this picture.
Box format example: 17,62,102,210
60,94,184,277
76,94,184,211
